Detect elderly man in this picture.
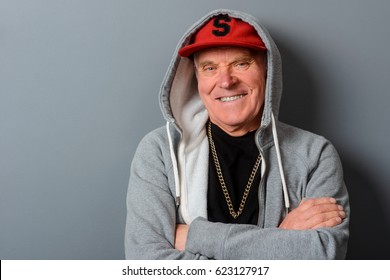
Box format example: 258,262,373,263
125,9,349,259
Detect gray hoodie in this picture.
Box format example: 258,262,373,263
125,9,349,259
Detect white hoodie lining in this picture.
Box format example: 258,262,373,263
166,122,181,206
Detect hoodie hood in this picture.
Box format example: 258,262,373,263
159,9,283,137
159,9,286,223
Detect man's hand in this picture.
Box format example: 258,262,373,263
279,197,346,230
174,224,189,251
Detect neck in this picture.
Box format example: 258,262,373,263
209,121,260,137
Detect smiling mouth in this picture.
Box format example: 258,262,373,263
219,94,245,102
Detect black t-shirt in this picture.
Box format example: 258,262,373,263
207,122,261,225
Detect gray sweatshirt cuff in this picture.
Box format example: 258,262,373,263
185,217,231,259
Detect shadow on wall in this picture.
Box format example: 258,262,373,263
342,156,390,259
276,42,319,134
276,41,390,259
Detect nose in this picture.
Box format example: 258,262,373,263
217,68,237,89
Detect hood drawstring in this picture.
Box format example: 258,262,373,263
271,113,290,215
166,122,181,206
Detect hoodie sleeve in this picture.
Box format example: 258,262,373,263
125,129,210,259
185,140,349,260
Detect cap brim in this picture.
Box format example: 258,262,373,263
179,41,266,57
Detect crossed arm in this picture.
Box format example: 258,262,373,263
175,197,346,251
126,128,349,259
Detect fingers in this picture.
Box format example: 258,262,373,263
279,197,346,230
308,209,346,229
298,197,337,211
312,214,344,229
303,201,343,217
299,197,346,229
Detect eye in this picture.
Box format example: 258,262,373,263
234,61,251,69
198,64,218,76
202,65,217,72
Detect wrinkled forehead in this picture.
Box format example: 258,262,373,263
193,46,266,66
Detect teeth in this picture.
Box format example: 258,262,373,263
220,95,244,102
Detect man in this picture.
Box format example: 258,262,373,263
125,9,349,259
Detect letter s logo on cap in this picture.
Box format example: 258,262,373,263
212,15,231,37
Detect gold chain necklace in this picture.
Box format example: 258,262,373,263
207,121,262,219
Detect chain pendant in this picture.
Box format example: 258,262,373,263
207,122,261,219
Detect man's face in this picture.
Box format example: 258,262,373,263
194,47,267,136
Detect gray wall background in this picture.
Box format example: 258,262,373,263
0,0,389,259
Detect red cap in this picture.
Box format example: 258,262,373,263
179,14,266,57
